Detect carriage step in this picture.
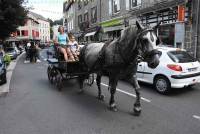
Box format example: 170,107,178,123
47,58,59,64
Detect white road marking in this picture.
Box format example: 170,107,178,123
193,115,200,121
97,81,151,103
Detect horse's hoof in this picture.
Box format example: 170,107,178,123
133,107,141,116
109,104,118,112
97,95,105,101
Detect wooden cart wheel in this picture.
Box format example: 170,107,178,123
47,65,53,84
86,73,95,86
55,70,63,91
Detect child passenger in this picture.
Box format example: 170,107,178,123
67,34,80,61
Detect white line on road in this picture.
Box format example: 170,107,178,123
98,82,151,103
193,115,200,121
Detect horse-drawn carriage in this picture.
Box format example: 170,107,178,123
46,21,161,116
46,45,94,91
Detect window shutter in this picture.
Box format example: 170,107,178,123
109,0,112,15
126,0,130,10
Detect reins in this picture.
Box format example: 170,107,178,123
117,28,154,65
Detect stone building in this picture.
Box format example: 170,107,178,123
191,0,200,58
63,0,101,42
16,11,50,43
63,0,199,58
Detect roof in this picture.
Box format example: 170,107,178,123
29,11,48,22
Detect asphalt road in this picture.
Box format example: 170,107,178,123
0,49,199,134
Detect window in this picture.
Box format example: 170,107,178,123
84,12,89,22
78,1,82,10
21,30,28,36
17,31,20,36
78,15,82,24
112,0,120,13
91,7,97,23
167,51,195,63
84,0,88,6
131,0,141,8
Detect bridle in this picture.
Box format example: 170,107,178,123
135,28,160,62
117,28,159,65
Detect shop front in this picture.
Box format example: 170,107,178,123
138,3,190,49
100,17,124,41
83,26,101,43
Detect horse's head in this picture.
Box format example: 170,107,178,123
136,21,161,69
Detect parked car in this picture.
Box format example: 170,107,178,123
5,47,18,60
14,46,20,55
0,56,7,84
136,46,200,94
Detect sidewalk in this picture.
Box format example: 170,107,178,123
0,53,24,96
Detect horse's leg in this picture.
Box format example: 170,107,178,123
129,74,141,116
109,74,118,112
78,75,84,94
96,73,104,101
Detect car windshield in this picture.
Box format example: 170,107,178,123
167,50,196,63
6,48,15,52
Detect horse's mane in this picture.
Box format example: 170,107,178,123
118,26,139,52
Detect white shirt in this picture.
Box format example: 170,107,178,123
68,41,78,52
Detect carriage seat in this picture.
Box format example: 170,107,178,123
47,58,59,64
53,45,65,61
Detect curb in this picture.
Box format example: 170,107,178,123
0,53,24,97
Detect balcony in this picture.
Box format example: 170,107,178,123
131,0,185,15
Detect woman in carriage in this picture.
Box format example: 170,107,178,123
54,26,74,62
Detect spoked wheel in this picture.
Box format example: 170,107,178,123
86,73,95,86
55,70,63,91
47,65,53,84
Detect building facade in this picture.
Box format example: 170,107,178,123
63,0,101,42
52,25,60,39
16,12,50,43
38,19,50,43
16,12,40,41
191,0,200,58
63,0,200,58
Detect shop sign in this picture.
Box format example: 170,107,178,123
100,18,124,27
178,5,185,22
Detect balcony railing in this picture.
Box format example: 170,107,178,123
141,0,184,9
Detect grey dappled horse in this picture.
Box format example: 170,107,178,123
79,21,161,115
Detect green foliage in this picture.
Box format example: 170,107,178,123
47,18,53,27
53,18,63,25
3,54,11,65
0,0,28,40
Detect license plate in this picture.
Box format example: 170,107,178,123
188,68,197,72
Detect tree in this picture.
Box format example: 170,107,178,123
53,18,63,25
47,18,53,27
0,0,28,40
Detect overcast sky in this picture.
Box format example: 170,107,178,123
25,0,65,21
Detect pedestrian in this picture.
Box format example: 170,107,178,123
35,42,41,62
